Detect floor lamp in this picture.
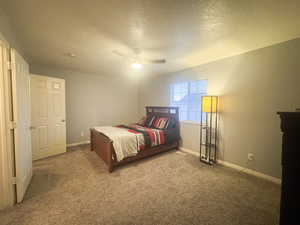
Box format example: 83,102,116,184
200,96,219,164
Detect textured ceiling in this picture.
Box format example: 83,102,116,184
1,0,300,77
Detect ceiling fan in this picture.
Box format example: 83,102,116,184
112,48,166,68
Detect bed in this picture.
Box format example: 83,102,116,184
90,106,180,172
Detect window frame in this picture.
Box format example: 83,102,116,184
169,79,207,123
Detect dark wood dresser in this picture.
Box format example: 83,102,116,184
277,112,300,225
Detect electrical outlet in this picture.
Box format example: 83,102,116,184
81,131,84,137
247,153,254,161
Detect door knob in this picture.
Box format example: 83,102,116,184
61,119,66,122
29,126,36,130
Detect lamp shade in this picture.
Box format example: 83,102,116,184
202,96,218,113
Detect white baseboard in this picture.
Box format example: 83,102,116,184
33,147,66,161
180,147,199,157
217,160,281,185
67,141,90,148
179,147,281,185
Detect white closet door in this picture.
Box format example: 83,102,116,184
30,74,66,160
11,49,32,203
50,78,66,154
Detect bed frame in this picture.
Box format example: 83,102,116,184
90,106,180,172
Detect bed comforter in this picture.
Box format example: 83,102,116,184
93,125,165,161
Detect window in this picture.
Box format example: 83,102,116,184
170,80,207,122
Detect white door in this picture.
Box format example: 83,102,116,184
11,49,32,203
30,74,66,160
0,40,15,208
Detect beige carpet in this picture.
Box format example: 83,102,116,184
0,145,280,225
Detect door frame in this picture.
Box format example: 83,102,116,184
0,40,16,209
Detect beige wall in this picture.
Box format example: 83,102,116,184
30,65,140,145
0,6,23,56
139,38,300,178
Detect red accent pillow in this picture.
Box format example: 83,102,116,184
153,117,170,129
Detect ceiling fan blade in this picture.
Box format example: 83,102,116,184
112,50,138,61
113,50,166,64
149,59,166,64
112,50,127,58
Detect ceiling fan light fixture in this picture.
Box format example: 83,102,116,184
131,62,142,69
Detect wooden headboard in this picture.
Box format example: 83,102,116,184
146,106,179,122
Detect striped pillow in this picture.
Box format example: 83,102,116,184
145,115,156,127
153,117,170,129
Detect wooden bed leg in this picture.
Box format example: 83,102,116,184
90,129,94,151
107,144,113,173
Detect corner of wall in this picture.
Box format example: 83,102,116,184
0,7,25,59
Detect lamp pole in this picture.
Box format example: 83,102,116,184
200,96,218,164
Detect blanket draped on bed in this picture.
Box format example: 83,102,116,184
121,124,165,147
93,126,143,161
